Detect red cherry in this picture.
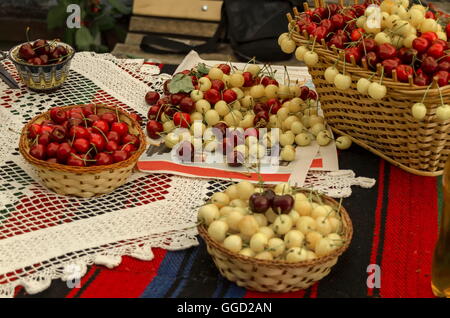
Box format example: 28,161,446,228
421,56,438,75
299,86,310,100
308,90,318,100
112,150,129,163
92,120,109,135
312,26,327,41
398,48,418,65
328,34,345,49
211,79,225,91
129,113,143,125
446,23,450,39
204,89,221,104
173,112,191,128
365,51,379,69
147,105,162,121
438,61,450,72
433,39,449,50
49,107,67,124
179,97,195,113
106,130,121,143
89,133,106,151
73,138,91,153
86,114,100,125
19,43,36,60
414,72,430,86
94,152,113,165
38,132,51,146
28,124,42,139
427,43,444,59
82,104,96,117
50,125,67,143
358,38,376,52
345,47,362,64
170,93,188,105
41,125,54,134
121,143,136,153
46,142,60,158
320,19,333,32
253,102,269,113
105,140,120,152
122,134,140,148
434,70,449,87
69,126,89,140
305,23,317,35
351,28,364,41
412,37,430,53
267,79,279,86
223,89,238,104
146,120,163,139
425,11,435,19
377,43,397,60
217,64,231,75
56,142,73,163
244,127,259,139
330,14,345,30
67,154,86,167
145,91,160,105
267,98,282,114
100,112,118,125
30,144,46,160
253,111,269,128
111,122,128,136
396,64,413,82
381,59,400,77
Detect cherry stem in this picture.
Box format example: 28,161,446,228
438,85,445,106
421,82,433,104
26,26,31,44
115,107,121,123
93,126,109,141
379,67,384,85
121,141,134,151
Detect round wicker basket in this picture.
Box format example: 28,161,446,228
198,193,353,293
287,7,450,176
19,104,146,198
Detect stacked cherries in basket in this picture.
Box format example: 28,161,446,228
18,39,69,65
27,105,140,167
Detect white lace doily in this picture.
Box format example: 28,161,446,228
0,53,375,298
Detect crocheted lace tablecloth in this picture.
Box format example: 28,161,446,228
0,53,375,297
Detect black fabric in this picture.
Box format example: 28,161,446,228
140,0,305,62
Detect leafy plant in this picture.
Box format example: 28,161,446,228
47,0,131,52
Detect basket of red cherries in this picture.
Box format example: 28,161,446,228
19,104,146,198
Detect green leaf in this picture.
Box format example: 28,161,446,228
47,4,66,29
63,28,76,46
168,74,195,94
196,63,210,75
107,0,131,15
75,26,94,51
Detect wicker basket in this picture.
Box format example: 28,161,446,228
198,193,353,293
287,7,450,176
19,104,146,198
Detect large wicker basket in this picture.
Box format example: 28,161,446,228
19,104,146,198
198,193,353,293
288,6,450,176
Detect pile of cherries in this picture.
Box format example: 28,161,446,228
27,105,140,167
18,39,69,65
295,1,450,86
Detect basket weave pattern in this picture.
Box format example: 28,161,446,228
19,104,146,198
198,195,353,293
289,16,450,176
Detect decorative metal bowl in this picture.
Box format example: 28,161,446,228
8,41,75,92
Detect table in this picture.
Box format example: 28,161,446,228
12,64,441,299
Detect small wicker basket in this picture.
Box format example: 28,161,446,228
198,193,353,293
19,104,146,198
288,5,450,176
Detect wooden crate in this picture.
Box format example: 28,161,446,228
132,0,223,22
